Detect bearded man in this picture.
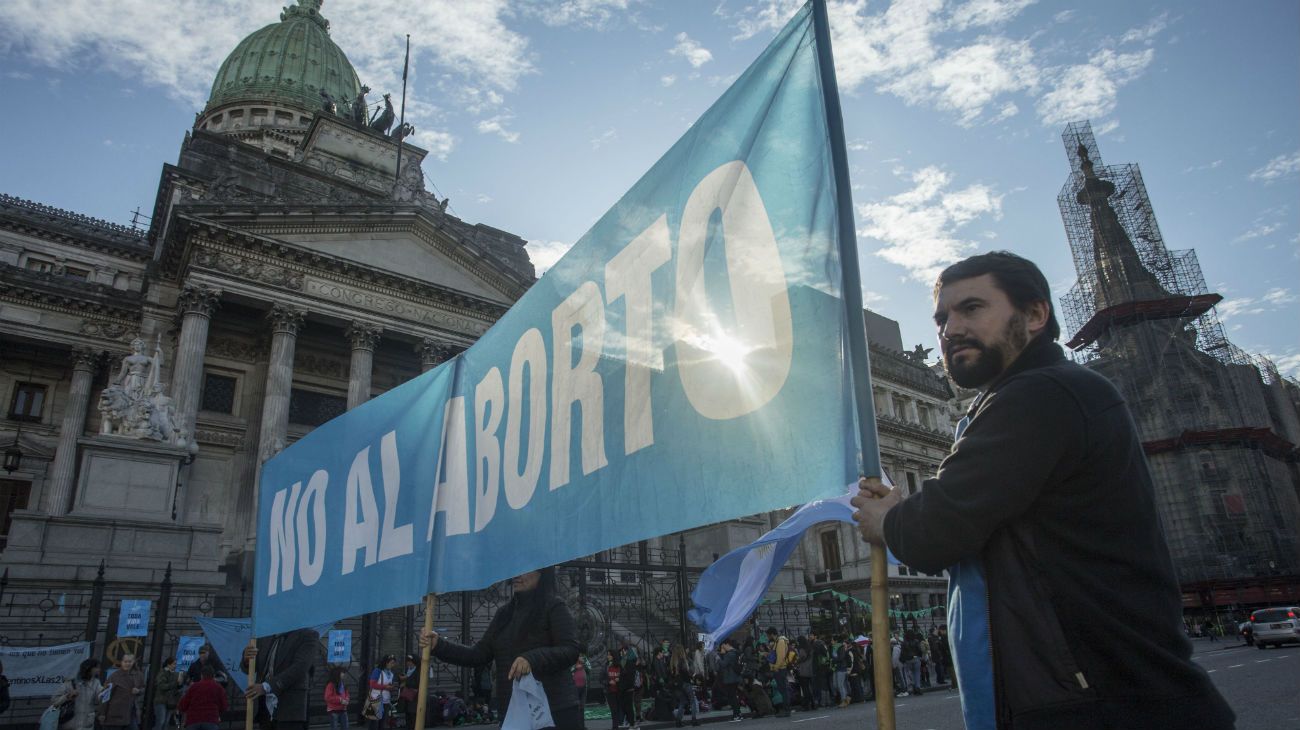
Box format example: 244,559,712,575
851,252,1234,730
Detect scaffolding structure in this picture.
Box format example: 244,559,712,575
1056,121,1300,591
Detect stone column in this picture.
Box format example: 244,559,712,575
417,338,461,373
346,322,382,409
43,347,100,516
256,304,307,467
172,284,222,437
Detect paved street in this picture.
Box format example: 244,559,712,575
658,640,1299,730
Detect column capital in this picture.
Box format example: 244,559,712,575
417,338,463,368
266,303,308,336
70,346,101,373
346,321,383,352
177,283,222,318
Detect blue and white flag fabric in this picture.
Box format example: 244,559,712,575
254,1,866,637
194,617,332,690
690,476,896,649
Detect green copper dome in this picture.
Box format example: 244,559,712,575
205,0,361,115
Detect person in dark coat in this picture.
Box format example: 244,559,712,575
421,567,582,729
240,628,321,730
716,640,742,721
186,646,227,688
852,251,1235,730
99,654,144,730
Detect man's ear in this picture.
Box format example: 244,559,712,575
1025,300,1050,337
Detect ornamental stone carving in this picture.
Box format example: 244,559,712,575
418,338,463,368
193,249,304,290
177,283,222,318
97,335,187,445
346,321,382,351
296,353,346,378
71,346,101,372
79,320,132,341
207,336,266,362
266,303,307,335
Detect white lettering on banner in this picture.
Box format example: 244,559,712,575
504,328,547,509
549,281,609,489
377,431,415,561
605,215,672,455
431,397,471,538
265,161,797,596
675,161,793,419
342,446,380,574
268,481,302,595
296,470,328,586
474,368,505,532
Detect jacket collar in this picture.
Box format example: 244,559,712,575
966,335,1066,417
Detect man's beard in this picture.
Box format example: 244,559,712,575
943,312,1029,389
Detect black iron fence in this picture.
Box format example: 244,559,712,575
0,541,705,729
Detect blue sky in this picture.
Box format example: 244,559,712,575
1,0,1297,375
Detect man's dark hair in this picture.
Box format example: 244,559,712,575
765,627,777,637
935,251,1061,342
201,666,215,680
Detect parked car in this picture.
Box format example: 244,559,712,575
1250,607,1300,649
1238,621,1254,646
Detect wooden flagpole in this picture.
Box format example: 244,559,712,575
413,594,436,730
244,639,257,730
809,0,895,726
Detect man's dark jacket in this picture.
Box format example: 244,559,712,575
433,591,580,718
883,338,1234,730
240,628,320,725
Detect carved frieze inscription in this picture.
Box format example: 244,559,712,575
302,276,489,334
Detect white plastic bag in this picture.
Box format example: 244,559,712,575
39,705,61,730
501,674,554,730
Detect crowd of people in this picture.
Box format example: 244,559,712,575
594,623,953,729
43,645,230,730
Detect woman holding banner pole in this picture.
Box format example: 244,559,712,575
419,567,582,729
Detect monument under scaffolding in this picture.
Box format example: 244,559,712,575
1057,121,1300,592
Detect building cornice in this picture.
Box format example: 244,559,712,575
0,262,143,321
0,194,151,260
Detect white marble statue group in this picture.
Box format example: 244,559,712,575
97,335,188,446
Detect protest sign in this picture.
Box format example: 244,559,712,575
117,600,150,638
0,642,91,698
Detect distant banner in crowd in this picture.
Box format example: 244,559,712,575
194,617,333,690
254,1,866,636
117,600,150,638
0,642,91,698
327,630,352,664
177,636,205,669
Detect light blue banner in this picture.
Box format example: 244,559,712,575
194,616,333,690
254,2,863,637
327,630,352,664
177,635,205,669
117,600,150,638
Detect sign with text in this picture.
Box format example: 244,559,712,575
254,3,865,637
117,600,151,638
0,642,91,698
178,636,205,669
327,630,352,664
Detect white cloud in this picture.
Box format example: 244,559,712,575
1248,150,1300,183
949,0,1037,31
731,0,1039,126
1232,222,1281,245
0,0,532,164
669,32,713,68
476,193,493,204
1217,287,1295,322
858,165,1004,282
530,0,632,29
1182,159,1222,174
590,128,617,149
477,114,520,143
1119,13,1169,45
660,74,677,87
411,128,455,160
1262,350,1300,380
1036,48,1153,127
526,240,575,274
